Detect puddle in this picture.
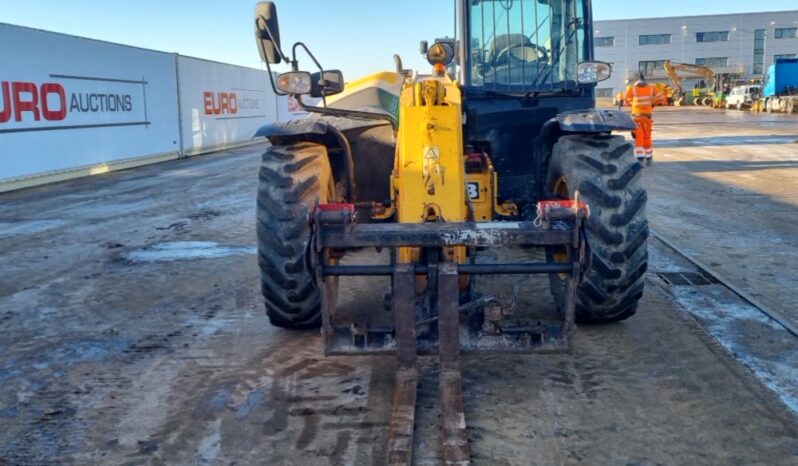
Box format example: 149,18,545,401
122,242,256,263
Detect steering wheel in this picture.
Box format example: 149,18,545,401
494,43,548,67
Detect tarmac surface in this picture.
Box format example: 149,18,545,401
1,107,797,465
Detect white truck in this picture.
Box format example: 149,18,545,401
725,85,761,110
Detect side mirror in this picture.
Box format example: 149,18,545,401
310,70,345,98
255,2,282,64
419,40,429,56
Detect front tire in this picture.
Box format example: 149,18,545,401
256,142,334,329
546,135,649,324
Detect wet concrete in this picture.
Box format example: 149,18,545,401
1,115,797,465
642,106,798,332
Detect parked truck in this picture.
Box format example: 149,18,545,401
763,58,798,114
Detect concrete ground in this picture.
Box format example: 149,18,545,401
1,108,797,465
643,107,798,331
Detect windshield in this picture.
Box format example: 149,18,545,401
466,0,588,92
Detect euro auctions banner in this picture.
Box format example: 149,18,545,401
0,76,145,131
177,56,277,156
0,23,180,181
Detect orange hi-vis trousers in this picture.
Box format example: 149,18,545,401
633,114,653,159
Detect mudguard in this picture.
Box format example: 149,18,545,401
554,109,636,133
254,116,390,141
254,118,329,139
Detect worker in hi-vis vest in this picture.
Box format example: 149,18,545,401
625,73,668,165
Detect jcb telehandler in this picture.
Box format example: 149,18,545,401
253,1,646,462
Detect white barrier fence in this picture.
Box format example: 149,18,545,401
177,57,278,156
0,24,182,186
0,23,291,192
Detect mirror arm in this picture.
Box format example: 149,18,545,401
261,59,287,97
292,42,328,107
292,42,325,73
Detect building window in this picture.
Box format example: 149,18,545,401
639,60,666,75
775,28,797,39
595,37,615,47
596,88,614,98
775,54,796,61
639,34,671,46
696,31,729,42
695,57,729,67
753,29,765,75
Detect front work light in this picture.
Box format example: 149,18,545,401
276,71,312,94
577,62,612,84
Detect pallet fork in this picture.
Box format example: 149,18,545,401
312,201,589,465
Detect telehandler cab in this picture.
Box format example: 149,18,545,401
253,1,646,462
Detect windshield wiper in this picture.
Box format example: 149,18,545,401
532,19,581,88
464,88,573,99
464,88,527,99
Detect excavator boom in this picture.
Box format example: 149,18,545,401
664,60,718,93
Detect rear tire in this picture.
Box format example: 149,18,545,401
256,142,334,329
546,135,648,324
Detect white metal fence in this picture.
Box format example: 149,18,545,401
0,23,287,192
177,56,278,156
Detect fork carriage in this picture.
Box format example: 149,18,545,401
311,201,589,464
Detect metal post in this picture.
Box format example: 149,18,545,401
173,53,186,158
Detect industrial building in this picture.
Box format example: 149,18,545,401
594,10,798,96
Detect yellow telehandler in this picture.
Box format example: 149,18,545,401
253,1,647,462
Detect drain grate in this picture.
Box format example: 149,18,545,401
658,271,718,286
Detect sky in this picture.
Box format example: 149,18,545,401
2,1,796,78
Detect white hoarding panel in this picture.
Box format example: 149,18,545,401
277,94,322,122
177,57,276,155
0,24,181,184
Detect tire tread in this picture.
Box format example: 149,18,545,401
547,134,649,324
256,143,332,329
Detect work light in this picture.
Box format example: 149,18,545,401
276,71,312,94
577,62,612,84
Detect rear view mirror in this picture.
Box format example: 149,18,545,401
255,2,282,64
419,41,429,56
311,70,345,98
